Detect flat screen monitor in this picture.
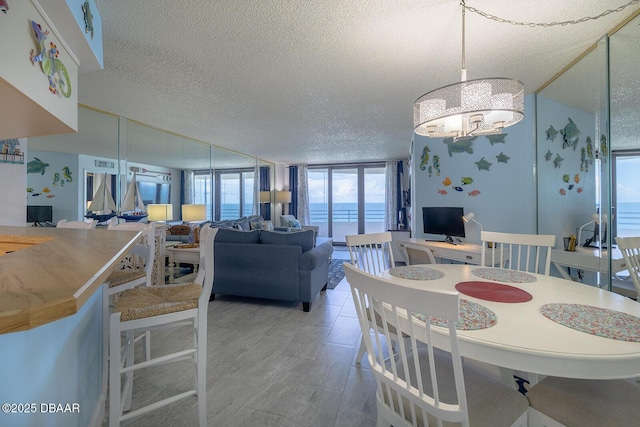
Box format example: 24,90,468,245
27,205,53,225
422,207,465,243
138,182,171,205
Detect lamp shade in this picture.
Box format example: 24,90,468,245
260,191,271,203
275,191,291,204
181,204,206,222
463,212,475,223
414,78,524,138
148,204,173,221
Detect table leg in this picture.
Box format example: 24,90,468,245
553,262,573,281
168,252,175,284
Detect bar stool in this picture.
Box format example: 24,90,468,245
108,226,216,426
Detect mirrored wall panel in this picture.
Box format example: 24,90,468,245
27,106,274,224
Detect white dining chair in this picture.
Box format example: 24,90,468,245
108,227,217,427
344,263,529,427
481,230,556,275
346,232,399,365
400,242,436,266
56,219,98,229
346,231,395,275
615,236,640,297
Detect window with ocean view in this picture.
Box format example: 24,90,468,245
613,152,640,238
308,164,386,243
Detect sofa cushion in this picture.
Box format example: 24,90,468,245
260,229,314,252
215,228,261,244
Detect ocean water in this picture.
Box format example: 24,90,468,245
218,202,386,222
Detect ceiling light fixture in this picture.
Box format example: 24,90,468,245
414,0,524,139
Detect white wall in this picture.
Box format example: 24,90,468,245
27,150,79,223
411,95,536,243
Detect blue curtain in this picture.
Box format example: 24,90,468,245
397,161,407,229
289,165,298,216
260,166,271,220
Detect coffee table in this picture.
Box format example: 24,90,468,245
166,245,200,284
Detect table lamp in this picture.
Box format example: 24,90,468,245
148,204,173,222
181,204,207,222
260,191,271,204
275,190,291,215
463,212,483,232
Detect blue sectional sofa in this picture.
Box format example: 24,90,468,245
211,227,333,312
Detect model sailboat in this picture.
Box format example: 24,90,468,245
85,173,118,222
118,173,148,222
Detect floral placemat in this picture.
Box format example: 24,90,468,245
540,303,640,342
471,268,537,283
389,266,445,281
455,281,533,303
413,299,497,330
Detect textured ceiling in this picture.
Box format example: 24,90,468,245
76,0,640,165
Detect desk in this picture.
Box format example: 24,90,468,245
551,247,627,281
399,239,487,265
379,264,640,379
166,245,200,284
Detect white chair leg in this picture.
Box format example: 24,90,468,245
109,313,122,427
144,331,151,361
123,330,135,412
196,317,207,427
356,335,367,365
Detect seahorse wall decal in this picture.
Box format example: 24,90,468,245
29,20,72,98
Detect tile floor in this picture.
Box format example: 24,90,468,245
112,249,380,426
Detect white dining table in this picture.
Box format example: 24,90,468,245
379,264,640,380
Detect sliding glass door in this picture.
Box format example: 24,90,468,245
332,168,359,242
215,169,254,220
612,151,640,239
308,164,385,243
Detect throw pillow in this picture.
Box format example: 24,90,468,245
235,219,251,230
250,220,273,231
287,219,302,229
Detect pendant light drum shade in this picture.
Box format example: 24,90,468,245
414,77,524,138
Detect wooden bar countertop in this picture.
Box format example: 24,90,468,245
0,226,140,334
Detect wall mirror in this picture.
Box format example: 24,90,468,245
28,106,274,224
536,10,640,291
536,37,610,287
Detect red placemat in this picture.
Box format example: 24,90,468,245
455,281,533,303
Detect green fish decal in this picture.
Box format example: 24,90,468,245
486,134,507,145
562,174,570,183
475,157,492,171
461,177,473,185
546,125,558,141
27,157,50,174
496,152,510,164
